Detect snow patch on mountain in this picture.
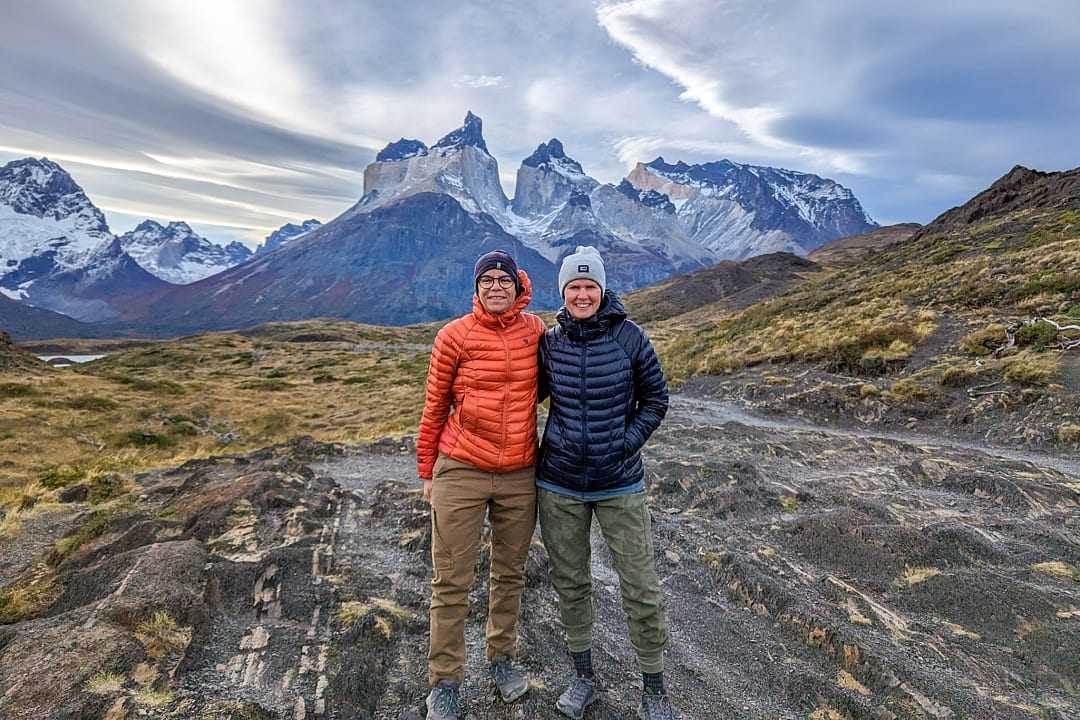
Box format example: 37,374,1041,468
118,220,253,284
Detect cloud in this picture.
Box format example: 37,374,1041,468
455,74,507,89
1,0,1078,245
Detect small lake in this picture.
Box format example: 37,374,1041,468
36,354,107,366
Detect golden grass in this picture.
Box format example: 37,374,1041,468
1031,561,1079,582
85,671,126,695
899,566,942,587
1,320,437,514
135,611,191,659
132,686,173,708
651,206,1079,384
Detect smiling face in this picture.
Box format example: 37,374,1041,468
563,279,603,321
477,269,517,314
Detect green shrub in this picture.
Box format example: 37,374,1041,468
107,375,185,395
117,430,176,449
0,383,37,399
39,465,86,489
238,379,293,392
65,395,118,411
1015,321,1059,350
312,373,337,384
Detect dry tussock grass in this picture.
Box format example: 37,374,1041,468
1,320,437,514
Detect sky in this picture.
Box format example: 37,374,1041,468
2,0,1079,248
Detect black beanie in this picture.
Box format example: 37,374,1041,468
473,250,520,292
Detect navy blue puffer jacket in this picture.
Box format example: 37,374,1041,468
537,292,669,495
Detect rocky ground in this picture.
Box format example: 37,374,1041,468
1,395,1077,719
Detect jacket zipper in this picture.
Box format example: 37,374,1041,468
499,325,510,467
580,339,588,491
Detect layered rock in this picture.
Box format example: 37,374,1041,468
358,112,509,219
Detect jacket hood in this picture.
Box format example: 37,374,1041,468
556,290,625,336
472,268,533,328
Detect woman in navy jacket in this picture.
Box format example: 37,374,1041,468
537,246,676,720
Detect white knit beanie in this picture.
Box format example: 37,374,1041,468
558,245,606,295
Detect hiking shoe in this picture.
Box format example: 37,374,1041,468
489,655,529,703
637,691,677,720
426,679,463,720
556,675,597,719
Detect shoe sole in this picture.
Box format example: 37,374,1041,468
496,678,529,703
557,692,597,720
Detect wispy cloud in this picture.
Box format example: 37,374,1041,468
455,74,506,89
1,0,1078,244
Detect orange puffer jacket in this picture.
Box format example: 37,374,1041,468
417,269,546,479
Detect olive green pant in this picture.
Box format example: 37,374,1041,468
538,489,668,673
428,454,537,686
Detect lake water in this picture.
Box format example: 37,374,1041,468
36,354,106,365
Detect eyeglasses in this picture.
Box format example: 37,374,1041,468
478,276,516,289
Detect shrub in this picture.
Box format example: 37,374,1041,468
1015,320,1059,350
238,379,292,392
886,378,931,403
65,395,118,411
940,366,975,387
859,383,880,398
0,383,37,399
117,430,176,449
39,464,86,489
830,322,921,375
107,375,185,395
961,324,1007,356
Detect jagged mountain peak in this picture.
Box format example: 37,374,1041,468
432,111,489,154
616,179,676,214
118,219,252,285
376,138,429,162
258,219,322,255
522,138,583,173
0,156,110,234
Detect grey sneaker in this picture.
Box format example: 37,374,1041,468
556,675,597,719
637,691,677,720
426,679,463,720
489,655,529,703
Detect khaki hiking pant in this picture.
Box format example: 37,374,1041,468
538,489,668,673
428,453,537,686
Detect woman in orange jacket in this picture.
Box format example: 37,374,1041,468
416,250,545,720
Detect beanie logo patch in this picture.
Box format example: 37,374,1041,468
578,264,589,272
496,261,502,269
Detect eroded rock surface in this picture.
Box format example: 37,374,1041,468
1,403,1077,719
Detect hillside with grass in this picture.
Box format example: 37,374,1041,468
650,165,1080,450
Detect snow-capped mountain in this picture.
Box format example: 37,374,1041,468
356,111,509,219
626,158,877,258
0,158,113,293
118,220,252,284
256,219,322,255
0,157,169,321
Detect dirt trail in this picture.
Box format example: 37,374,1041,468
1,399,1077,719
